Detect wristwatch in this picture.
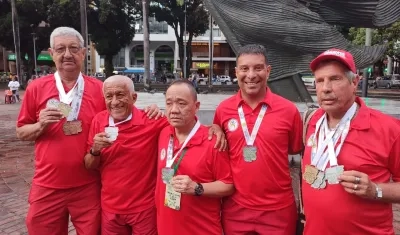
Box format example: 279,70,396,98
375,184,383,199
194,183,204,196
90,148,101,157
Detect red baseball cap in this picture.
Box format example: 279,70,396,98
310,49,356,73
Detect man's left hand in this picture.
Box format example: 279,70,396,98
144,104,164,120
338,170,376,199
170,175,197,195
208,124,227,151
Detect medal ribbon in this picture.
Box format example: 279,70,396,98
55,72,85,121
172,149,188,175
108,113,132,127
166,120,201,168
238,104,267,146
311,102,357,170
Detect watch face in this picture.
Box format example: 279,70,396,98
195,183,204,196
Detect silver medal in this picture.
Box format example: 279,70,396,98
311,171,326,189
105,127,119,141
243,146,257,162
161,167,175,184
325,165,344,184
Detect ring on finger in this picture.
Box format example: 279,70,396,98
353,184,358,190
355,176,361,184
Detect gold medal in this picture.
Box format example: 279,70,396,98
303,165,319,185
63,120,82,135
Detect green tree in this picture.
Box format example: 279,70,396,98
347,21,400,57
150,0,209,78
86,0,137,77
0,0,50,80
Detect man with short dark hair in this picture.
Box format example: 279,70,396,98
156,79,234,235
214,44,303,234
302,48,400,235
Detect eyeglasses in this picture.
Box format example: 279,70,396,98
53,46,82,55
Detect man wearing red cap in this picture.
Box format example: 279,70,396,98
214,44,303,234
302,48,400,235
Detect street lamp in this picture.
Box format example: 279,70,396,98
183,0,187,79
30,25,38,77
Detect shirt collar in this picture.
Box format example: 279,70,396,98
234,87,274,108
167,117,204,148
104,106,144,129
310,97,370,130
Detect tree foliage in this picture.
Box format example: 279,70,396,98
347,21,400,57
0,0,138,77
150,0,209,77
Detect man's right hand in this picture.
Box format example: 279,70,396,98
92,132,113,154
38,107,63,128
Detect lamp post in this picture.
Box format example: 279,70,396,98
183,0,187,79
31,32,38,77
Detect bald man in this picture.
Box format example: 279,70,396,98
84,75,226,235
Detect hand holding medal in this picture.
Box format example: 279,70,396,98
338,170,376,199
38,107,63,128
170,175,197,195
92,132,114,154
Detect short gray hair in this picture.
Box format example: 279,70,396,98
50,27,84,48
237,44,269,64
103,75,135,94
344,71,356,82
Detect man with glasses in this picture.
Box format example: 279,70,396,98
16,27,161,235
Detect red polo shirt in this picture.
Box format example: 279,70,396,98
17,74,106,189
302,97,400,235
87,107,169,214
155,124,233,235
213,88,303,211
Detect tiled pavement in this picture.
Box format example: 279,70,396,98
0,92,399,235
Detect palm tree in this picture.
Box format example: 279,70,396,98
142,0,150,89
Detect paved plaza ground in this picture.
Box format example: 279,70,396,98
0,92,400,234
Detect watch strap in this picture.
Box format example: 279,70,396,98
194,183,204,196
90,148,101,156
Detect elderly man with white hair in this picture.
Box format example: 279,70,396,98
84,75,226,235
302,48,400,235
15,26,161,235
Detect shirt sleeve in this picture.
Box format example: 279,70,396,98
86,117,98,153
289,109,304,155
213,105,222,126
8,81,12,88
16,85,38,127
389,133,400,182
211,139,233,184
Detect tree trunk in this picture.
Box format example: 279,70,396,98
104,54,114,78
142,0,150,88
11,0,23,85
187,34,194,78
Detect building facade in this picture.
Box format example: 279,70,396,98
95,16,237,79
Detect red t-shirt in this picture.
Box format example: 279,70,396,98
213,88,303,211
87,107,169,214
302,97,400,235
155,124,233,235
17,74,106,189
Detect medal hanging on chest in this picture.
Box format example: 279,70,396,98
63,120,83,135
238,104,267,163
105,127,119,141
304,103,357,189
54,72,85,136
243,146,257,162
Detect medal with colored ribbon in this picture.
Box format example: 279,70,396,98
303,102,357,189
238,104,267,163
162,120,201,184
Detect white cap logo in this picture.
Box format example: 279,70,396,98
323,50,345,58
